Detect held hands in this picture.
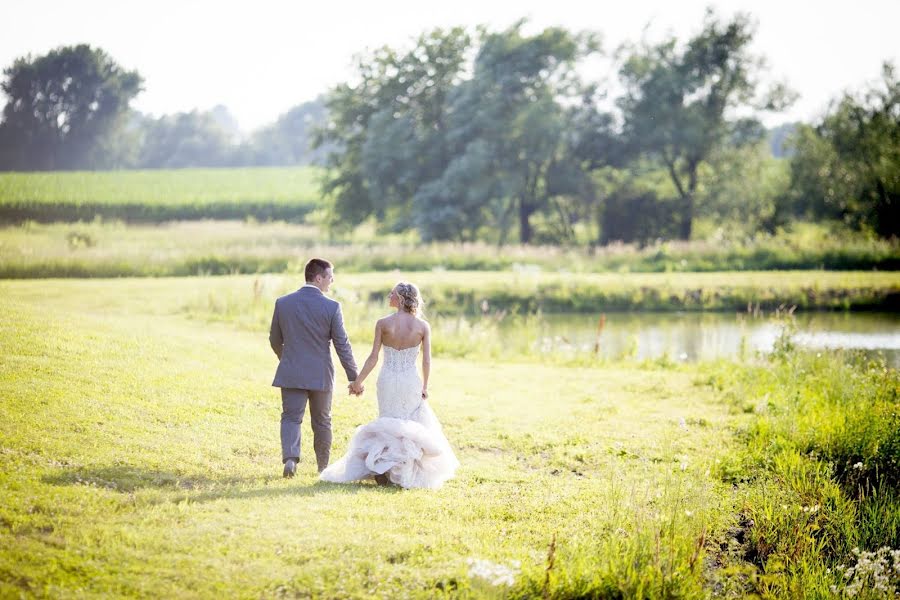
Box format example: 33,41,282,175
348,380,365,396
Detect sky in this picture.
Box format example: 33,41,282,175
2,0,898,132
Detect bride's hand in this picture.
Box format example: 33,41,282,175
421,387,428,399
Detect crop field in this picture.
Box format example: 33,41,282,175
0,168,322,222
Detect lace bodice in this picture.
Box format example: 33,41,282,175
380,345,419,372
377,345,422,419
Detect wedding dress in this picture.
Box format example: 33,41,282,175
320,345,458,489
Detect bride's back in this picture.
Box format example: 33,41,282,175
380,312,426,350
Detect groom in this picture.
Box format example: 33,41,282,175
269,258,359,478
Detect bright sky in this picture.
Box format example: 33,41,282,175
2,0,898,132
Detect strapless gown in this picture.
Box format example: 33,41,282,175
320,345,458,489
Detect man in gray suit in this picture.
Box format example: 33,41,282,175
269,258,359,478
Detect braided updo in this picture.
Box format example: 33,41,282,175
395,282,423,316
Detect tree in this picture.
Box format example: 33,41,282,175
431,24,596,244
0,44,142,170
319,22,602,243
697,142,789,235
248,97,332,166
564,89,628,245
136,110,236,168
315,28,473,233
617,10,793,239
784,63,899,236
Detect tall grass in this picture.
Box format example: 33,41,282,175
0,168,321,223
177,271,900,327
703,340,900,597
1,220,899,278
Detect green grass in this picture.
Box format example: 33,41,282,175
701,343,900,597
180,271,900,322
0,168,322,223
2,277,897,598
0,277,736,597
1,220,898,278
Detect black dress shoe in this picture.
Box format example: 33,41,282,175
283,459,297,478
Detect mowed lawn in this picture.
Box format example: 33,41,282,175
1,278,744,598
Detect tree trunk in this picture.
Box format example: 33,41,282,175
678,163,699,240
678,194,694,240
874,178,899,237
519,197,533,244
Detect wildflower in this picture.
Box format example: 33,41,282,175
684,510,693,517
830,546,900,597
853,462,864,470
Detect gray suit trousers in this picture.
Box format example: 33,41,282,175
281,388,333,472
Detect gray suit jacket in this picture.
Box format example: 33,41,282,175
269,286,358,391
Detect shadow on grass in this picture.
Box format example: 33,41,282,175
42,464,402,503
186,479,404,505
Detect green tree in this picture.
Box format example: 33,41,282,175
0,44,142,170
785,62,899,237
136,110,235,168
697,142,790,235
315,27,472,233
317,24,601,244
247,97,331,166
617,10,792,239
428,24,596,243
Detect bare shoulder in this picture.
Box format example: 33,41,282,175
418,317,431,333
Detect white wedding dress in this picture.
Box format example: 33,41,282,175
320,345,459,489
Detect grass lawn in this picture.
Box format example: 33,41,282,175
1,277,741,597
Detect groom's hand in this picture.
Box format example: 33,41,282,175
348,381,364,396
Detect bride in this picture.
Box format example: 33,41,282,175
320,282,458,489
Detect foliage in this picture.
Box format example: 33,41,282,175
0,44,143,170
706,349,900,596
315,27,473,234
696,142,791,235
179,271,900,321
0,28,896,245
600,188,677,244
134,109,237,168
317,24,603,244
2,219,900,278
784,62,899,237
616,9,794,239
243,97,333,167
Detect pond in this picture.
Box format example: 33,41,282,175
504,311,900,366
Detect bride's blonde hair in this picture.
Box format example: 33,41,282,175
395,282,423,316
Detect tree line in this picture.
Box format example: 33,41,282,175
315,14,897,242
0,44,329,171
0,11,897,242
